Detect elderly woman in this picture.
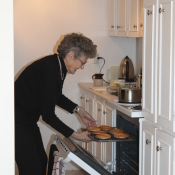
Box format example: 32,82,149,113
15,33,97,175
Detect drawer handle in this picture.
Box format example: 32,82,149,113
147,10,152,15
146,139,151,145
159,8,164,13
156,146,162,151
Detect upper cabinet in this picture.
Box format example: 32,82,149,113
108,0,143,37
108,0,118,36
142,0,175,132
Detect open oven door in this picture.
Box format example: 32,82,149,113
48,135,114,175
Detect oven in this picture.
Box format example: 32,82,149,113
115,111,140,175
48,111,141,175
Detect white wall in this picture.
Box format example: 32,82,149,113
14,0,139,170
0,1,14,174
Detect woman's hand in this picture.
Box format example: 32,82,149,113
74,106,97,127
71,131,91,142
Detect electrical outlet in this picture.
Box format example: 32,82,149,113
92,54,98,64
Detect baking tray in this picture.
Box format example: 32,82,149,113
81,128,135,142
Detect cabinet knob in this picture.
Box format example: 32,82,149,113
156,146,162,151
159,8,164,13
147,10,152,15
80,96,84,99
133,25,137,28
117,25,120,29
140,23,143,27
111,25,114,28
146,139,151,145
86,99,89,103
103,111,106,114
98,108,101,112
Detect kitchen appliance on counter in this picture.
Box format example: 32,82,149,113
118,56,135,82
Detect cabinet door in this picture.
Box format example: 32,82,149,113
157,0,175,132
94,100,103,161
142,121,156,175
103,105,116,171
139,0,143,36
80,92,85,109
108,0,118,36
127,0,140,37
86,95,94,154
142,0,157,123
118,0,127,36
79,92,86,148
156,130,175,175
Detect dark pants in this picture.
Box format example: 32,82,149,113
15,122,47,175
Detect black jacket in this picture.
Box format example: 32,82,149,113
15,54,77,137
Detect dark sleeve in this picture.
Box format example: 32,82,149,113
39,72,74,138
56,94,77,114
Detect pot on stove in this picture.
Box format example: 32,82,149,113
117,83,141,103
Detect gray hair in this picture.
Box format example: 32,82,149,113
57,33,97,59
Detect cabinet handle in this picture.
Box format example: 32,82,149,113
140,23,143,27
80,96,84,99
146,139,151,145
133,25,137,28
86,100,89,103
98,108,101,112
147,10,152,15
111,25,114,28
159,8,164,13
103,111,106,114
156,146,162,151
117,25,120,29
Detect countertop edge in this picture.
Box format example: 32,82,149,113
78,82,144,118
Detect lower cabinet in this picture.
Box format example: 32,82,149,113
79,90,116,171
142,121,175,175
94,97,116,171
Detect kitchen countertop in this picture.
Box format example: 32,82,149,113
78,82,144,118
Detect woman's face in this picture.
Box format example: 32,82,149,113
65,52,88,74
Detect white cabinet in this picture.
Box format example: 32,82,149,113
103,104,116,171
142,0,157,123
85,94,94,154
142,0,175,132
142,121,156,175
142,1,175,174
108,0,143,37
79,89,116,170
157,0,175,132
156,130,175,175
108,0,118,36
94,98,116,169
79,92,94,151
142,121,175,175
